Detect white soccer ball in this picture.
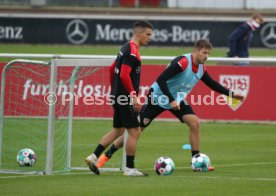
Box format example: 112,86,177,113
17,148,36,167
154,156,175,176
191,153,211,172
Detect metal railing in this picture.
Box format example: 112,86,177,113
1,53,276,64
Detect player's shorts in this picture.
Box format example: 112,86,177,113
113,103,140,129
140,88,195,128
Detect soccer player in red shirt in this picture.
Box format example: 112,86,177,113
85,20,153,176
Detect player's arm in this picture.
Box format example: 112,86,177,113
227,25,248,57
109,60,116,85
156,57,188,110
120,64,136,95
201,71,244,101
120,55,141,112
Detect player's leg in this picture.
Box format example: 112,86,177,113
98,134,124,168
124,126,141,167
104,103,146,176
85,105,124,175
98,89,165,168
182,114,214,171
170,101,214,171
97,104,127,168
169,101,199,156
120,105,149,176
182,114,200,156
85,128,124,174
99,128,125,148
123,105,163,177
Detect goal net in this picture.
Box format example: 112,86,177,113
0,58,122,175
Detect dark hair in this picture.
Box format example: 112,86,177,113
194,39,212,50
133,20,153,30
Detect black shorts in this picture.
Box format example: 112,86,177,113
113,103,140,129
140,89,195,128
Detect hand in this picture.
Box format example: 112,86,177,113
226,52,231,57
170,100,180,110
226,52,238,58
232,93,244,101
132,96,141,112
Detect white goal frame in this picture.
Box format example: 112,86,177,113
50,58,123,173
0,59,51,174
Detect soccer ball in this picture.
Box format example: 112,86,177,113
191,153,211,172
17,148,36,167
154,156,175,176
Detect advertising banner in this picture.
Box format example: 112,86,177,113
0,63,275,121
0,17,275,48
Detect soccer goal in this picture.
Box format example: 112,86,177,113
0,58,124,175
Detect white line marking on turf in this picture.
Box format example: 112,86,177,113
183,175,276,181
216,161,276,167
2,172,275,182
143,161,276,170
62,173,276,181
0,174,41,179
1,162,276,180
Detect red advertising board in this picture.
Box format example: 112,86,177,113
185,66,276,121
0,63,275,121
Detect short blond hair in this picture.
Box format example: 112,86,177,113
252,13,264,24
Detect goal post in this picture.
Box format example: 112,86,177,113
45,58,57,175
51,58,124,173
0,59,52,174
0,58,125,175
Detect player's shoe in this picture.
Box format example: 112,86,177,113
208,166,215,171
85,154,100,175
123,167,148,177
97,154,110,168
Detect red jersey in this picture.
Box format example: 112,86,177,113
110,41,141,101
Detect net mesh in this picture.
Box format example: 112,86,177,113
67,62,122,170
1,62,51,173
0,59,121,174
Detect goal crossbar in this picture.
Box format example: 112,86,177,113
52,58,114,67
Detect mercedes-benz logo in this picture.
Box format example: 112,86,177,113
66,19,89,44
260,23,276,48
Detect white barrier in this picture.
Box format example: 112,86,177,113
1,53,276,63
